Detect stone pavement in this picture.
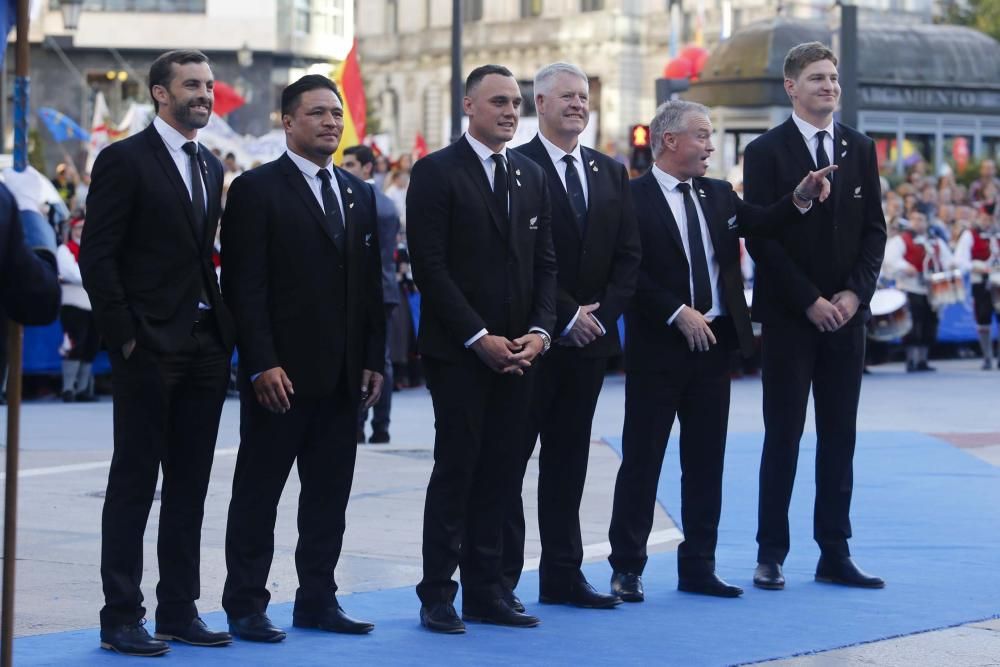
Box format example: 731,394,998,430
1,358,998,664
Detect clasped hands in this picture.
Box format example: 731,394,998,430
472,333,545,375
806,290,859,332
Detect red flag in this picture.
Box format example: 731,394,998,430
213,80,246,116
413,132,428,160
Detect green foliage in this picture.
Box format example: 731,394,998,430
939,0,1000,41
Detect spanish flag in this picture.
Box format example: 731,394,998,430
334,39,366,163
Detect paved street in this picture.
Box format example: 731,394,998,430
2,358,999,664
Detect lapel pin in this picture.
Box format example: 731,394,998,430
698,188,706,198
516,179,522,187
346,187,353,194
349,202,355,209
841,150,847,158
841,138,847,146
515,168,521,176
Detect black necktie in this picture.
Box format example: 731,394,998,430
491,153,509,217
181,141,206,241
677,182,712,314
562,154,587,234
815,130,830,171
316,169,346,253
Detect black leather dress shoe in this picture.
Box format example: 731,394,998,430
678,573,743,598
100,621,170,657
154,617,232,646
420,602,466,634
753,562,785,590
463,597,540,627
228,613,287,643
540,579,622,608
610,571,644,602
503,589,525,614
293,604,374,634
815,555,885,588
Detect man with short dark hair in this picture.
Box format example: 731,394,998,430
81,48,234,656
408,64,557,633
342,144,401,444
744,41,887,591
221,74,385,642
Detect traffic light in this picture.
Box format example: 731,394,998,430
630,124,652,174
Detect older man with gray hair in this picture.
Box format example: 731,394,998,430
501,61,641,611
607,100,834,602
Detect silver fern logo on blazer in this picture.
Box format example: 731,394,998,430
528,216,538,230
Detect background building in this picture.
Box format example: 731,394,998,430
14,0,355,172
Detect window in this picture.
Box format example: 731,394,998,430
49,0,207,11
462,0,483,22
294,0,310,34
580,0,604,11
313,0,346,35
520,0,542,18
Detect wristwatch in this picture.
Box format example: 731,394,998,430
535,331,551,354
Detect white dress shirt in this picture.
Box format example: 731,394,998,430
152,116,207,211
461,132,550,348
535,131,606,338
791,112,835,172
284,148,345,221
651,165,725,323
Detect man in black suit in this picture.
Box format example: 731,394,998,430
81,50,235,656
408,65,557,634
342,144,401,444
608,100,834,603
502,62,640,610
221,75,385,642
744,42,886,591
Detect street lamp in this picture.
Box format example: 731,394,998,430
58,0,84,31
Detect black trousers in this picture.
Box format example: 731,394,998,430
416,356,533,607
608,319,733,578
100,316,229,627
60,305,100,361
903,292,938,346
222,373,358,618
756,322,865,565
502,348,607,591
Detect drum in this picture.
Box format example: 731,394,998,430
927,270,965,310
867,288,912,342
989,272,1000,312
744,289,761,337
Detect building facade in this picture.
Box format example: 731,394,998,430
16,0,355,171
355,0,940,155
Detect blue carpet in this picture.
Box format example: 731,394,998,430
15,431,1000,666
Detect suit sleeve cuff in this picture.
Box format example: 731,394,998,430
464,328,488,348
560,307,582,337
794,200,812,214
667,305,685,326
529,326,551,339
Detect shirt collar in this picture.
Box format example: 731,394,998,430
791,111,834,142
537,131,584,168
285,147,334,181
464,131,508,163
153,115,198,153
651,164,693,193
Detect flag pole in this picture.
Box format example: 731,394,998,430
2,1,32,664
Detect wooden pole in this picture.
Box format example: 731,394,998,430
2,1,32,663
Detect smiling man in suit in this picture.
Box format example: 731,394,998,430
744,42,887,592
408,64,557,633
81,49,235,656
220,74,385,642
607,100,835,603
502,62,640,611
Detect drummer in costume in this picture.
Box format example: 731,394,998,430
955,211,1000,370
884,211,955,372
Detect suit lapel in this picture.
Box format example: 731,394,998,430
643,171,687,269
279,154,339,247
693,177,724,254
334,166,357,257
830,122,847,213
457,136,507,238
579,146,600,246
146,126,199,246
525,135,578,237
781,117,817,179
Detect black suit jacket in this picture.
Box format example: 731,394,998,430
407,136,557,363
0,186,60,325
221,154,385,399
514,135,641,358
625,170,803,371
744,117,887,327
81,123,235,353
